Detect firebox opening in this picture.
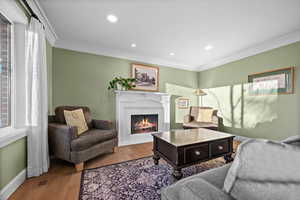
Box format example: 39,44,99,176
131,114,158,134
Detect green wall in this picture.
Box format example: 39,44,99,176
52,48,199,129
198,42,300,140
0,138,27,190
46,41,53,114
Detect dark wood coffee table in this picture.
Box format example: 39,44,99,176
152,128,234,179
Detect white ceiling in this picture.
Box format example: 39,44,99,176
39,0,300,71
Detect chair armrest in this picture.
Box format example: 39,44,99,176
212,115,220,125
92,119,114,130
184,115,193,123
48,123,78,161
48,115,56,123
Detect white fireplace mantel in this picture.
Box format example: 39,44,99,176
115,90,170,146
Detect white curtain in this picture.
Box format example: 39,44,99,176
25,17,49,177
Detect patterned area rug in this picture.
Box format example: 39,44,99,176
79,156,225,200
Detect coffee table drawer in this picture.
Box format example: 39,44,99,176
210,139,229,156
184,144,209,164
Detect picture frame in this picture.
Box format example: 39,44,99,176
131,64,159,92
177,98,190,109
248,67,295,95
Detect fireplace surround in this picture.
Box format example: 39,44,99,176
115,90,170,146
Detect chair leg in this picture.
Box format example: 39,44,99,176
75,162,84,172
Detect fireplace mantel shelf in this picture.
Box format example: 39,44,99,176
115,90,169,96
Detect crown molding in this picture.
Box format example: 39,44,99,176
26,0,58,46
0,0,27,24
54,39,199,71
198,29,300,71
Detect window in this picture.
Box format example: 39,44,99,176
0,13,11,128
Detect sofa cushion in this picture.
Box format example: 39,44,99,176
55,106,93,128
183,121,217,128
64,109,88,135
71,129,117,151
161,165,231,200
223,139,300,200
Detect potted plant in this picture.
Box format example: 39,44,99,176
108,77,137,91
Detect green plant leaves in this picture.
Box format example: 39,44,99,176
108,77,137,90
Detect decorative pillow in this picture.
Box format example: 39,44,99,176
64,109,88,135
223,139,300,200
196,108,213,123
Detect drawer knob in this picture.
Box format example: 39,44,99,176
194,150,201,156
218,146,224,150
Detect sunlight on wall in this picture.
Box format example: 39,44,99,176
202,82,278,129
165,83,197,124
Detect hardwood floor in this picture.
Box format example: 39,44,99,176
9,141,240,200
9,142,153,200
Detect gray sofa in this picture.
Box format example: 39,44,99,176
161,136,300,200
48,106,118,171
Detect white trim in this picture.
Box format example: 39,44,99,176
26,0,58,46
198,29,300,71
54,39,199,71
55,29,300,72
0,169,26,200
0,0,27,24
114,90,168,96
0,127,27,148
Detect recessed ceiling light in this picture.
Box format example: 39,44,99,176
131,43,136,47
169,52,175,56
204,45,213,51
106,14,118,23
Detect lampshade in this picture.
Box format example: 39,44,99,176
194,89,207,96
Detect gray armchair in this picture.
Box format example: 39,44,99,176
48,106,118,171
183,106,221,130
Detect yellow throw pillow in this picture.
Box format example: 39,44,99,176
64,109,88,135
196,108,214,123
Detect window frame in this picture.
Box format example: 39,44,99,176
0,0,28,148
0,13,12,128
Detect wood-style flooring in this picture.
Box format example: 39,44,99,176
9,141,240,200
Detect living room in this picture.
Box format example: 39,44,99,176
0,0,300,200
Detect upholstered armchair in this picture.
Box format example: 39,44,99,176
48,106,118,171
183,106,221,130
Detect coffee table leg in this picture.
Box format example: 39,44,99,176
224,153,234,163
173,168,183,180
153,153,160,165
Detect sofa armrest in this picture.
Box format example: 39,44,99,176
162,178,233,200
92,119,114,130
184,115,193,123
48,123,78,161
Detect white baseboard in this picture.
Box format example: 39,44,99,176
0,169,26,200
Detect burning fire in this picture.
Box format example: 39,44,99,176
134,117,156,130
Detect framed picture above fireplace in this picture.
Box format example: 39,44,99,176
131,64,159,92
